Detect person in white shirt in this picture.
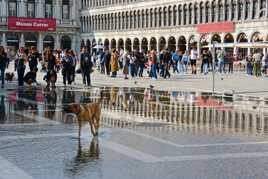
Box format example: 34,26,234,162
190,48,198,74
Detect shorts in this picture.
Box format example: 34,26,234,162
190,59,196,66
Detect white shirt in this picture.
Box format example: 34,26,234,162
190,49,198,60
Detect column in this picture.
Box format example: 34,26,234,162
71,0,77,25
55,34,60,49
54,0,61,21
38,33,43,52
156,38,159,52
223,1,226,21
19,34,25,48
1,0,7,18
249,0,253,19
71,34,77,52
215,3,219,21
258,0,261,18
235,1,239,21
37,0,44,18
242,0,246,20
1,33,6,47
19,0,27,17
182,7,185,25
266,0,268,18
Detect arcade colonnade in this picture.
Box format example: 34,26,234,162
81,0,268,33
81,31,268,57
0,32,75,51
80,0,268,56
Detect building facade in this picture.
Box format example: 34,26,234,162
0,0,80,52
80,0,268,57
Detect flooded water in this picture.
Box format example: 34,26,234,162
1,86,268,179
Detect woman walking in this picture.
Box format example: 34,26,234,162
110,49,119,78
0,46,8,88
16,47,27,87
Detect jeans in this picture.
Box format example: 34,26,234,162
218,59,225,74
0,68,5,86
138,64,144,77
62,69,72,85
177,62,183,73
17,68,25,86
151,64,157,79
182,62,188,73
203,63,209,74
129,64,136,77
82,70,91,86
173,61,179,73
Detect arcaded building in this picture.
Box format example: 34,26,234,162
0,0,80,52
80,0,268,57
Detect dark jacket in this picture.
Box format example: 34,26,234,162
80,52,92,71
28,52,40,69
0,53,8,69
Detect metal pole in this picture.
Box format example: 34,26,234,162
212,42,216,96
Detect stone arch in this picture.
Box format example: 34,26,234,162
125,38,132,52
150,37,157,51
224,33,234,53
211,34,221,43
200,34,209,50
6,33,19,50
133,38,140,51
168,36,176,51
118,38,124,50
141,37,148,53
236,33,249,58
159,37,166,51
188,35,197,50
178,36,187,53
111,39,116,50
24,33,38,49
104,39,110,50
224,33,234,43
43,35,55,50
98,39,103,45
61,35,72,50
237,32,248,43
251,32,263,42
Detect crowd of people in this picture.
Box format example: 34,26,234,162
94,47,268,80
0,45,267,89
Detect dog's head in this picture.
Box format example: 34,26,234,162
65,103,81,114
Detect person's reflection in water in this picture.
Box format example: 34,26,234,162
44,87,57,119
0,96,6,123
66,137,101,177
62,89,75,110
80,91,92,104
24,87,38,110
110,87,118,106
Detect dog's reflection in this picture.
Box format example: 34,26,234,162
67,137,100,175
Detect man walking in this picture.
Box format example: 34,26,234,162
80,47,93,86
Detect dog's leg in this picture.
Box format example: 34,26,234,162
89,120,97,137
78,120,82,138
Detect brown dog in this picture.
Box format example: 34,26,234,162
67,103,101,137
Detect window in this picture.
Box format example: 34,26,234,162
8,1,17,16
62,0,70,20
27,0,35,17
45,0,53,18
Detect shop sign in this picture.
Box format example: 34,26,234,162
196,22,235,33
8,16,56,32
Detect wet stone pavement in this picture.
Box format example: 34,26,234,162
1,86,268,179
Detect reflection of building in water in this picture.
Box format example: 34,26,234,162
95,88,268,136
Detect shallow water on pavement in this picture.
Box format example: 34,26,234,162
1,86,268,179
